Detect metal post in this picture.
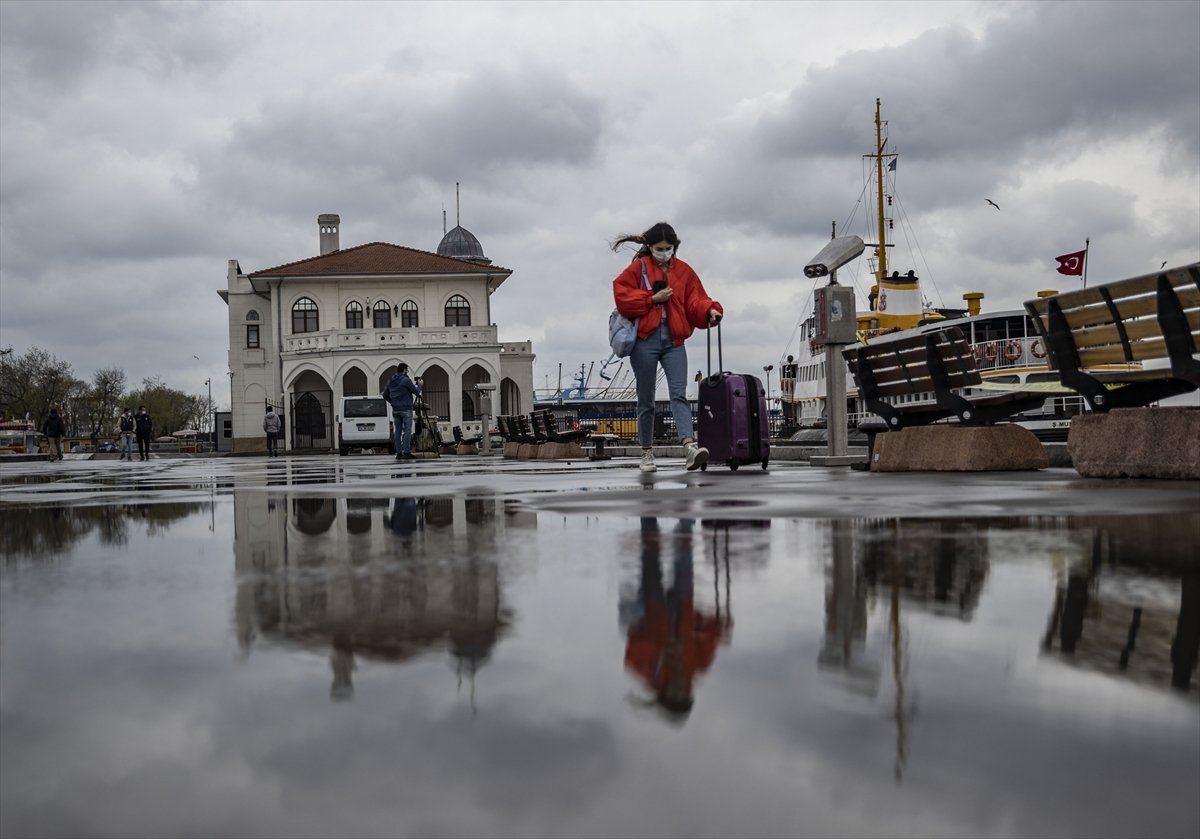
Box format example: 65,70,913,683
825,273,848,457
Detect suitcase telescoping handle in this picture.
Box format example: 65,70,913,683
706,320,723,379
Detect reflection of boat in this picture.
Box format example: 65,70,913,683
780,100,1140,441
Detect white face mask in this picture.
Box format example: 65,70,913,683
651,247,674,264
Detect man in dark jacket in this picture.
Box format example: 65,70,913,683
134,406,154,461
41,407,65,461
382,363,422,460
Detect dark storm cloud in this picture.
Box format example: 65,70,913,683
684,1,1200,234
202,59,605,220
0,0,244,91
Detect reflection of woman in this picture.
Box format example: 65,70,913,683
624,517,727,721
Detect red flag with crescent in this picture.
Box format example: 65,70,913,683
1055,249,1086,276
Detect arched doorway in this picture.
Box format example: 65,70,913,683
378,365,398,395
501,378,521,417
421,364,450,420
461,364,492,422
342,366,368,397
290,370,333,450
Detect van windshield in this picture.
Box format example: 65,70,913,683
344,399,388,418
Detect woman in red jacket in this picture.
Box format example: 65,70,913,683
612,222,723,473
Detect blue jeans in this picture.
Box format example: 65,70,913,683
630,319,693,446
121,432,134,458
393,409,414,454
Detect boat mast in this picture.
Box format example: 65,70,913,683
874,98,888,283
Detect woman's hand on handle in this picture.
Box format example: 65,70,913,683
708,309,722,325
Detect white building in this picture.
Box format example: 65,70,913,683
219,214,535,453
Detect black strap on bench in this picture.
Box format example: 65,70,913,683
1097,285,1135,363
1158,268,1200,386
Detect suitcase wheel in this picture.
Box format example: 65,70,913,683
728,461,739,471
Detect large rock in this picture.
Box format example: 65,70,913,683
871,424,1048,472
1069,407,1200,479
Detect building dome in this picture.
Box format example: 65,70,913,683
437,225,491,264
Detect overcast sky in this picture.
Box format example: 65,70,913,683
1,0,1197,403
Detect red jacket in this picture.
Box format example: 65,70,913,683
613,256,723,345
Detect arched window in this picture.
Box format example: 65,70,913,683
345,301,363,329
292,297,319,333
400,299,419,328
246,309,260,321
373,301,392,329
444,294,470,327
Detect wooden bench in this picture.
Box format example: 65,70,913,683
532,409,589,445
845,326,1044,431
1023,263,1200,411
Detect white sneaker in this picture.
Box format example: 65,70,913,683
685,442,709,471
640,450,657,473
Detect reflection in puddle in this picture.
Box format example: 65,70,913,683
233,491,527,703
1,488,1196,838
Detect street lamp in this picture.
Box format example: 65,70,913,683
205,378,212,440
762,364,774,401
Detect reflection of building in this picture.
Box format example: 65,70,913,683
219,213,535,452
233,489,535,700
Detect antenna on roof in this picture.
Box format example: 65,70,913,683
442,206,447,236
456,182,461,227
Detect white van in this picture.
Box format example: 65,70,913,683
337,397,394,456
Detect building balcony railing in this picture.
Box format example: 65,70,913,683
283,324,499,354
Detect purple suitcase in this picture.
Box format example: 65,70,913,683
696,325,770,471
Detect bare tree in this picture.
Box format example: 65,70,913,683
0,346,75,425
90,366,127,438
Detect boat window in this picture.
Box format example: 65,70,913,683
990,375,1020,384
1026,372,1061,383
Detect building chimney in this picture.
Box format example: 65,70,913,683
318,214,341,255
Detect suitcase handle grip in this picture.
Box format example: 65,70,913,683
706,321,723,377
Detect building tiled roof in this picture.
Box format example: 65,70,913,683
249,242,510,278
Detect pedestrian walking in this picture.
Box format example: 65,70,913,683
263,406,282,457
118,408,135,461
383,363,422,460
611,221,723,473
41,406,65,461
134,405,154,461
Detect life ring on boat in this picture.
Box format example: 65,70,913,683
972,344,985,363
1030,339,1047,359
1002,341,1022,362
809,338,818,354
983,343,997,361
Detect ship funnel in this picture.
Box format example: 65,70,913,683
963,292,984,317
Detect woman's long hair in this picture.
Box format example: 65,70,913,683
611,221,681,261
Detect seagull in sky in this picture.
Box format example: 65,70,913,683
985,199,1000,210
1161,260,1168,269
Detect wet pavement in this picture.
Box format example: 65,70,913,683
1,454,1198,839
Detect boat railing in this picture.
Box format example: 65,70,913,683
971,337,1051,371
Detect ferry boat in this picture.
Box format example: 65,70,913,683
780,99,1138,442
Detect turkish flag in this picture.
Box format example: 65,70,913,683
1055,249,1086,276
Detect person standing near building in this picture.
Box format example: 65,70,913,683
263,406,282,457
383,363,422,460
118,408,135,461
611,221,723,473
134,405,154,461
41,406,65,461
